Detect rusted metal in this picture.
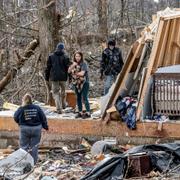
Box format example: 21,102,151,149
126,154,152,178
153,73,180,116
66,90,76,108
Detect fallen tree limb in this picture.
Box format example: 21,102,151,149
0,39,39,93
7,54,41,102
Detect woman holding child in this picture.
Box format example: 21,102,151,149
68,51,90,119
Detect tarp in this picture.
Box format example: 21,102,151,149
81,143,180,180
0,148,34,179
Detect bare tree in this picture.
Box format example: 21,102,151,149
97,0,108,39
38,0,59,69
37,0,61,104
120,0,125,25
140,0,144,21
176,0,180,7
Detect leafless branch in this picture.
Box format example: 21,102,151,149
8,54,41,102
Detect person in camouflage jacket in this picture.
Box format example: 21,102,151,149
100,39,124,95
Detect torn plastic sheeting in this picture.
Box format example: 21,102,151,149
81,143,180,180
91,140,116,156
126,143,180,173
41,176,58,180
126,143,180,158
80,155,127,180
0,148,34,179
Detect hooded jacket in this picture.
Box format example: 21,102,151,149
45,50,70,81
100,47,124,76
14,104,48,130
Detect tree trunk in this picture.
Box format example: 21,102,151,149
38,0,59,69
98,0,108,40
140,0,144,21
176,0,180,8
38,0,60,104
120,0,125,25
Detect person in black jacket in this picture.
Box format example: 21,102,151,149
45,43,70,114
14,93,48,164
100,39,124,95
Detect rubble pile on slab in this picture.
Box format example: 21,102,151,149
0,142,180,179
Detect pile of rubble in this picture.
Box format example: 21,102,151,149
0,140,180,180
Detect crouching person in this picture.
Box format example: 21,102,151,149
14,93,48,164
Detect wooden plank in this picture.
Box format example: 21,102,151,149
102,39,144,121
156,20,170,67
163,19,176,66
112,41,144,106
168,18,177,66
163,14,180,20
152,20,168,70
136,19,165,121
132,41,139,55
1,116,180,139
131,41,146,73
133,43,147,80
171,18,179,65
137,67,147,108
106,106,117,113
173,19,180,64
3,102,19,111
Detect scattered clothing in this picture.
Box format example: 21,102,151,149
145,115,169,121
115,96,137,129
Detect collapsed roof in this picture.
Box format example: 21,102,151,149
102,8,180,121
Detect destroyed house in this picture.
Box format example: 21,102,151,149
0,8,180,147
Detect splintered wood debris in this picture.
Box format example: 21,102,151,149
0,99,101,119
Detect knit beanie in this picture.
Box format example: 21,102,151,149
56,43,64,50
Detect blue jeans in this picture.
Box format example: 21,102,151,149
20,125,42,164
104,75,117,95
75,82,90,112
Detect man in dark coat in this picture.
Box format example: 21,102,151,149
100,39,124,95
45,43,70,113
